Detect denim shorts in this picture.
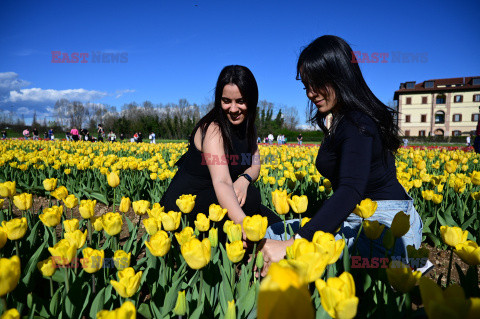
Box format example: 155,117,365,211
265,196,423,261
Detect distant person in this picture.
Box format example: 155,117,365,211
32,127,39,140
403,138,409,147
48,128,54,140
65,132,72,141
149,132,156,144
43,131,48,139
257,136,261,143
120,133,125,141
133,132,139,142
466,135,471,147
23,128,30,139
277,134,282,145
108,130,116,142
1,130,6,139
297,133,303,145
70,127,79,141
475,111,480,153
97,124,105,142
137,132,143,143
268,133,274,145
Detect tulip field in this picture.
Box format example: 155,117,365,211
0,139,480,318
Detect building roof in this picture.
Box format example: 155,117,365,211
393,76,480,100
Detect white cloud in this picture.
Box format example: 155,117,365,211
5,88,108,103
0,72,30,93
115,89,135,98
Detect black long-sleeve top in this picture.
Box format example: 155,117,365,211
296,111,407,241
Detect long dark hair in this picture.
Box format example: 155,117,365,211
192,65,258,156
297,35,400,154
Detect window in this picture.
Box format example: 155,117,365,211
472,114,480,122
434,129,444,136
435,111,445,124
406,82,415,89
422,97,428,104
453,114,462,122
425,81,434,88
419,130,426,136
473,78,480,85
452,130,462,136
405,130,410,136
474,95,480,102
454,95,463,103
406,97,411,104
436,95,446,104
405,115,411,123
421,114,427,122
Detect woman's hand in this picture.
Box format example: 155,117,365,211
259,238,294,276
233,177,249,207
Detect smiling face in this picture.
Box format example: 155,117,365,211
221,84,248,125
304,83,338,114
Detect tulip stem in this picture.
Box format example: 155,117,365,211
446,247,454,286
113,188,116,214
352,221,364,255
1,296,7,312
281,215,287,240
15,240,20,257
88,220,92,246
92,274,96,294
64,267,70,294
49,277,54,298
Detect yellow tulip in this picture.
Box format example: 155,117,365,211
113,250,131,270
63,219,79,233
386,261,421,293
97,300,136,319
64,229,88,249
467,298,480,319
48,239,77,266
50,186,68,200
0,256,21,296
225,300,236,319
406,245,430,261
419,277,469,319
422,190,434,201
143,217,161,235
43,178,57,191
352,198,377,219
271,189,289,215
287,195,308,214
362,220,385,240
0,181,16,198
119,197,131,213
0,308,20,319
0,227,7,249
224,220,242,242
454,241,480,266
173,290,187,316
91,216,103,231
63,194,78,209
37,257,57,277
145,230,171,257
390,211,410,238
110,267,142,298
181,238,211,269
440,225,468,247
160,211,181,231
445,160,458,174
101,212,123,236
258,261,314,319
471,191,480,201
323,179,332,188
0,199,3,209
226,240,246,263
209,227,218,248
315,272,358,319
132,200,150,216
81,248,104,273
312,231,345,265
243,215,268,242
147,203,164,219
301,217,311,227
1,218,28,240
208,204,227,222
174,227,195,246
194,213,210,232
39,206,63,227
470,171,480,186
79,199,96,219
176,194,196,214
107,171,120,188
432,194,443,205
13,193,33,211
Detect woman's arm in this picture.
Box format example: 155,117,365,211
233,147,260,206
202,123,246,224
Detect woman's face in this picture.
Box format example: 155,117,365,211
304,83,337,114
221,84,247,125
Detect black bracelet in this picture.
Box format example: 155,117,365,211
239,173,252,183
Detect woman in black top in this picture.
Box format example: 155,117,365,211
160,65,280,230
260,35,423,271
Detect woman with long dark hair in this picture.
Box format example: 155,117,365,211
260,35,423,272
160,65,281,228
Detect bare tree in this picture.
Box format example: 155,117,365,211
283,106,299,130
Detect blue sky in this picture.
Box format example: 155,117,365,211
1,0,479,127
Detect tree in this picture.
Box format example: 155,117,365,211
32,110,38,126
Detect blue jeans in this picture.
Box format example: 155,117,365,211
265,197,423,260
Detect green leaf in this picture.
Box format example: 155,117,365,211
22,241,47,290
89,287,106,318
50,286,63,316
90,192,108,205
138,303,153,319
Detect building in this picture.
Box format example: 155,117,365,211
394,76,480,137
